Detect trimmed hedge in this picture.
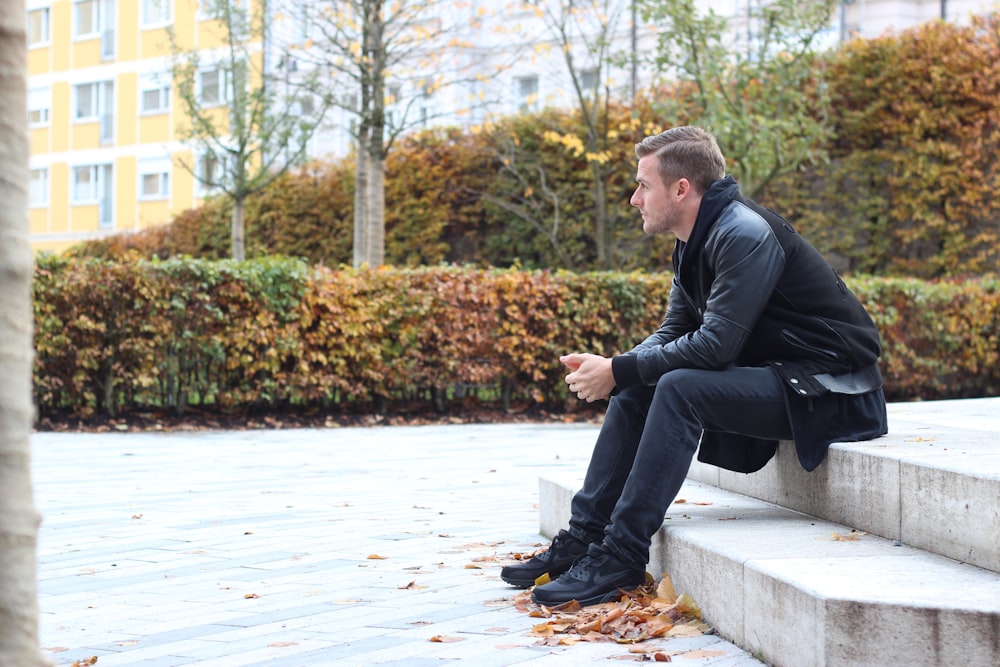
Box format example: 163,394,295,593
33,257,1000,418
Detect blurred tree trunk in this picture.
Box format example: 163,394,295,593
0,1,47,665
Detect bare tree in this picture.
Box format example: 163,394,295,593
0,2,47,665
283,0,496,267
496,0,634,268
172,0,327,261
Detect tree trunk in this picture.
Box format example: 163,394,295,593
231,196,246,261
0,2,47,664
353,135,370,267
366,154,386,267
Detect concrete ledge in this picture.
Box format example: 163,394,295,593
687,397,1000,573
539,476,1000,667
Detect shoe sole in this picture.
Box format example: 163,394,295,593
531,585,636,608
500,573,536,589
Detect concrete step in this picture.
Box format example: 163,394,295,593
537,397,1000,666
686,397,1000,573
539,475,1000,667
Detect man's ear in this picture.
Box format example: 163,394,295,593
674,177,693,199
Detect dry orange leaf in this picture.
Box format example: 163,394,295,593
832,530,866,541
367,554,387,559
429,635,464,643
244,593,260,599
681,649,725,659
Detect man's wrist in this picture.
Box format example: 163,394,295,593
611,354,642,388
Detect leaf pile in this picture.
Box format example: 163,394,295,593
515,574,710,646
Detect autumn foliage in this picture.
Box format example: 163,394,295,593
69,16,1000,278
32,257,1000,419
759,15,1000,278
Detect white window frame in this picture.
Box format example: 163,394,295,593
516,74,539,113
73,0,100,39
74,82,100,120
72,164,100,203
72,163,114,228
30,168,48,207
28,87,50,127
197,68,226,106
139,73,170,114
141,0,171,28
28,7,50,46
195,152,225,195
138,158,170,200
73,80,114,143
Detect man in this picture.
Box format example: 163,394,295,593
501,126,887,607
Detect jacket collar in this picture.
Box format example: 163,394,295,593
673,176,741,284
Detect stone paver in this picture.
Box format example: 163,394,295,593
33,423,763,666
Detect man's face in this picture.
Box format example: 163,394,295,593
630,155,681,237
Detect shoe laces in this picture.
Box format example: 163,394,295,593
564,552,610,582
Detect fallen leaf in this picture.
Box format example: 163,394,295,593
832,530,866,541
367,554,388,559
267,642,298,647
514,574,709,646
656,574,678,603
244,593,260,599
398,581,428,590
680,649,725,658
429,635,464,643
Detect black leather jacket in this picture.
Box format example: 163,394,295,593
611,177,888,472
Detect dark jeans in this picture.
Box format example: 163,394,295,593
567,366,794,568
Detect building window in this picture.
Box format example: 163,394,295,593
30,168,48,207
198,69,224,106
74,0,99,38
28,7,50,46
580,68,598,94
138,159,170,200
72,164,114,227
73,80,114,143
75,82,99,119
73,165,98,202
196,153,224,194
139,74,170,114
28,87,50,127
142,0,170,27
516,74,538,113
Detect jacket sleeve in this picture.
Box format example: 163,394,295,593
612,210,786,387
628,277,700,352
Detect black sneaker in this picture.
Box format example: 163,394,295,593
530,548,646,607
500,531,589,589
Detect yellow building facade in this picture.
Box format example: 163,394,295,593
27,0,246,255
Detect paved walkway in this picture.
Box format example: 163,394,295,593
33,422,764,666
